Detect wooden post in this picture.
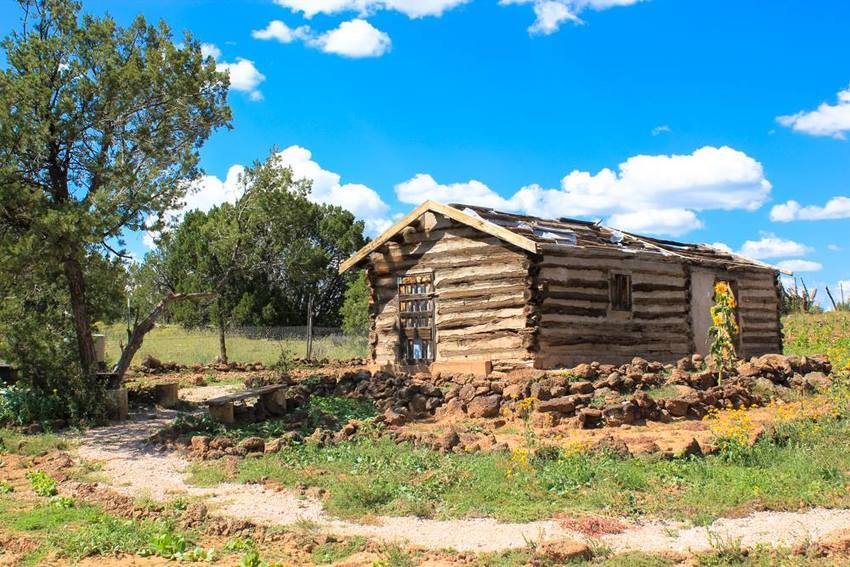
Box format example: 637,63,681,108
155,382,179,408
306,293,314,361
209,403,234,424
105,388,129,420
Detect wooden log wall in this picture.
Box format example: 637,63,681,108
735,269,784,358
534,244,693,367
366,214,535,368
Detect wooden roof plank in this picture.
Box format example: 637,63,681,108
339,200,538,273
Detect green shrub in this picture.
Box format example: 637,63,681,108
26,470,57,497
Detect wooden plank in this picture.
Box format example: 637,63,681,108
340,201,538,273
207,384,287,406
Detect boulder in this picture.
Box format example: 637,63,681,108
434,430,460,452
190,435,211,453
502,382,526,400
803,371,832,392
466,395,502,418
382,409,408,427
571,363,597,380
578,408,603,429
536,396,575,414
264,438,283,454
209,436,233,450
665,398,690,418
569,381,594,395
237,437,265,454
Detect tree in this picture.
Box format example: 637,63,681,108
150,151,368,360
341,271,369,336
0,0,231,387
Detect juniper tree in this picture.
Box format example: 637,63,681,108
0,0,231,384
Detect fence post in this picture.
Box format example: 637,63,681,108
306,293,314,361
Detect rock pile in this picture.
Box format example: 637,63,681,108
436,354,834,429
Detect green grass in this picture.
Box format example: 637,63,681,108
0,428,69,456
187,414,850,525
102,323,368,366
783,311,850,371
0,495,190,563
311,536,367,564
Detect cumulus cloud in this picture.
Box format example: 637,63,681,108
651,124,671,136
737,234,813,260
201,42,221,60
776,259,823,273
770,196,850,222
273,145,391,233
252,18,391,58
251,20,310,43
777,85,850,139
274,0,470,18
144,166,246,247
204,43,266,100
310,19,391,58
394,146,772,236
500,0,646,35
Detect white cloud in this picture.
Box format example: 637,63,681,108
274,0,469,18
144,166,246,247
218,58,266,94
201,42,221,60
777,85,850,139
770,196,850,222
251,20,310,43
273,145,391,233
607,209,702,236
709,242,733,254
252,18,391,59
828,244,842,252
737,234,813,260
776,259,823,273
500,0,646,35
651,124,671,136
395,146,772,236
203,43,266,101
145,146,392,246
309,19,391,58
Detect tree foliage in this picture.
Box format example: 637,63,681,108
0,0,231,398
341,271,370,336
143,151,368,356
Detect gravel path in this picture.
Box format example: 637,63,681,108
74,411,850,554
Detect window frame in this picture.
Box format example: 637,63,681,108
609,271,633,313
396,272,436,364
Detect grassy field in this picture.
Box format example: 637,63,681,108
783,311,850,371
102,323,368,366
188,400,850,525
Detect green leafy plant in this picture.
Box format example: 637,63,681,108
0,480,13,493
708,281,739,381
26,470,57,497
49,495,76,509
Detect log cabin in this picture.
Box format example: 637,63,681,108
339,201,784,374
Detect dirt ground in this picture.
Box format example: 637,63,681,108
6,366,850,565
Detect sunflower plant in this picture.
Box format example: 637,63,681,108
708,281,739,381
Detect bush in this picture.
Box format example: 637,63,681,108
340,271,369,337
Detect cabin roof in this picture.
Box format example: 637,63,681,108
339,201,785,274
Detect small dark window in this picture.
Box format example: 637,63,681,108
610,273,632,311
397,273,435,363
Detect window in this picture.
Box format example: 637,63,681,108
610,273,632,311
397,273,435,363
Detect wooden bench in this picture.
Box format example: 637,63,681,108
206,383,290,424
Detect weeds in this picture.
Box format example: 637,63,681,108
26,469,57,497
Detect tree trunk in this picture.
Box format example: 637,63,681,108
217,297,229,364
113,292,216,381
306,293,314,361
63,256,98,378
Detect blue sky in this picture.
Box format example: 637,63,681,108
3,0,850,301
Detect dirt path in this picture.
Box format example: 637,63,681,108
74,412,850,554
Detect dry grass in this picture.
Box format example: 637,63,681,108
782,311,850,371
101,324,368,366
